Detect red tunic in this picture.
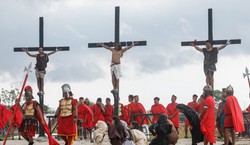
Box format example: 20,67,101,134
10,104,23,128
92,104,105,126
123,104,131,124
224,95,245,132
200,96,216,143
130,102,149,125
118,103,126,121
185,102,199,126
77,103,93,129
58,98,77,136
166,103,180,128
105,104,114,124
0,104,12,129
150,103,168,123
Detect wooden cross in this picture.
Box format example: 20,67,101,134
88,6,147,117
181,9,241,46
14,17,70,137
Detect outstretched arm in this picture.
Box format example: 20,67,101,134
97,43,113,51
191,43,203,52
47,48,58,56
122,41,138,53
21,48,36,57
217,40,231,51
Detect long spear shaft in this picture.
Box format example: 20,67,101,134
3,63,32,145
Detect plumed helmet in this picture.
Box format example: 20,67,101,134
25,85,32,92
61,84,71,93
226,85,234,93
203,85,213,92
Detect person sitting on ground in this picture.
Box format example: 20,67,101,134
130,121,149,145
93,120,111,145
149,114,172,145
120,120,136,145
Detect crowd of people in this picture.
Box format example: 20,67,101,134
0,83,247,145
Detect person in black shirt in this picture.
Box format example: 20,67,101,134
22,47,58,94
191,40,230,88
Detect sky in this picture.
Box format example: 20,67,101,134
1,0,250,111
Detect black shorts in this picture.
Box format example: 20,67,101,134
204,63,216,77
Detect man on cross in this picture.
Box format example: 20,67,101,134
191,40,231,88
21,47,58,94
97,42,138,93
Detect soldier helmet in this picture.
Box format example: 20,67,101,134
226,85,234,93
203,85,213,92
61,84,71,93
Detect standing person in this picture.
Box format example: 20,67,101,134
216,88,227,139
22,47,58,94
166,95,180,134
224,85,245,145
77,97,93,141
19,85,59,145
191,40,231,88
0,99,12,133
55,84,78,145
10,99,23,140
150,97,168,123
118,101,126,121
124,95,134,125
93,120,112,145
105,97,114,124
185,94,200,138
130,95,149,126
92,98,106,126
97,42,138,93
199,85,216,145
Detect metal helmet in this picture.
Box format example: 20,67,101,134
226,85,234,93
25,85,32,92
203,85,213,92
61,84,71,93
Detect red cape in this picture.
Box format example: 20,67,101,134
35,101,59,145
0,105,12,129
166,103,180,128
226,96,245,132
130,102,149,125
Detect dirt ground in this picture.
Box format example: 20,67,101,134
1,138,250,145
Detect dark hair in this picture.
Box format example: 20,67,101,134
154,97,160,101
79,97,84,100
132,121,139,129
97,98,102,103
106,98,111,101
193,94,198,98
206,40,212,45
128,94,134,99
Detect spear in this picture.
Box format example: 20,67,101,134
243,67,250,98
3,62,32,145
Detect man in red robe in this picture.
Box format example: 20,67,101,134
224,85,245,145
118,102,125,121
166,95,180,134
199,85,216,145
130,95,149,125
124,95,134,125
92,98,105,126
185,94,199,138
150,97,168,123
77,97,93,140
55,84,77,145
11,99,22,140
105,97,114,124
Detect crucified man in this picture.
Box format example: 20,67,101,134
21,47,58,94
97,42,138,93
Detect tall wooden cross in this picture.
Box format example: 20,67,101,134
181,9,241,46
88,6,147,117
14,17,70,137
